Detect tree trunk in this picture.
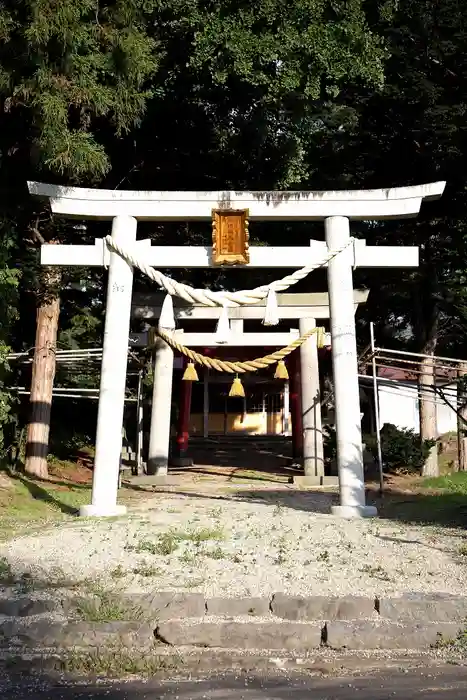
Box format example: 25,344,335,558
24,268,60,479
420,353,438,477
457,362,467,471
413,252,439,478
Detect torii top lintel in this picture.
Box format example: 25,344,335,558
28,181,445,222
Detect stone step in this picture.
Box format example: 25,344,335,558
0,617,463,651
0,592,466,652
0,647,447,680
156,618,464,651
3,592,467,624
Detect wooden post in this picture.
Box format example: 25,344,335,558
299,316,324,477
176,367,193,456
25,267,61,479
135,369,144,475
457,362,467,471
290,351,303,461
203,369,209,438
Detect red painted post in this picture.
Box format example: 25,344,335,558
176,364,193,456
290,351,303,461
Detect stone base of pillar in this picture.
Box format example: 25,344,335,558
131,474,178,485
331,504,378,519
170,456,194,467
291,475,339,487
147,462,168,476
79,503,127,518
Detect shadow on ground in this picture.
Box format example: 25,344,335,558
128,484,467,530
186,437,301,473
2,667,467,700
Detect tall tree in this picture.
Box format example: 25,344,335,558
314,0,467,474
0,217,20,463
0,0,160,476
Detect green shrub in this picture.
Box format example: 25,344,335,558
323,424,337,462
365,423,436,474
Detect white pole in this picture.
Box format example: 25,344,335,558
370,322,384,493
148,337,174,475
325,216,377,518
203,369,209,438
374,346,466,365
80,215,137,517
283,380,290,435
299,316,324,477
136,369,144,475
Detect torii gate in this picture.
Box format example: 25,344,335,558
29,181,445,519
132,289,369,479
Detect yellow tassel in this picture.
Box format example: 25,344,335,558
274,360,289,380
229,376,245,398
317,326,325,348
182,362,199,381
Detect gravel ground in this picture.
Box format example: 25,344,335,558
2,487,467,597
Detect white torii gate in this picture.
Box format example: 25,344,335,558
133,290,369,481
29,181,445,519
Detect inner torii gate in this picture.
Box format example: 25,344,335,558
29,181,445,519
133,290,369,478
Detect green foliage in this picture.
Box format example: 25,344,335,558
0,0,160,181
0,223,20,462
185,0,387,96
323,424,337,463
423,472,467,494
365,423,436,474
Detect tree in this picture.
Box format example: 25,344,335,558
294,0,467,476
102,0,392,191
0,0,160,477
0,218,20,463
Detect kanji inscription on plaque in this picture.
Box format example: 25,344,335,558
211,209,250,265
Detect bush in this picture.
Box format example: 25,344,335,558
365,423,436,474
323,424,337,462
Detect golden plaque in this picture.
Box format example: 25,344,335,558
212,209,250,265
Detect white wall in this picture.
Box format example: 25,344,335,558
376,379,457,437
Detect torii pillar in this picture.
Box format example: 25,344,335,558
29,181,445,518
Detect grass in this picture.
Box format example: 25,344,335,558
273,535,288,565
433,627,467,656
376,471,467,528
423,472,467,493
317,549,330,563
0,556,86,592
204,546,226,560
359,564,392,581
0,472,91,540
73,587,144,622
0,458,147,542
60,647,182,677
132,562,162,577
110,565,127,580
0,557,13,582
128,527,226,559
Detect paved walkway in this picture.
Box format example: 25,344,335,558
2,668,467,700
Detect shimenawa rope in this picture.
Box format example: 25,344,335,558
154,326,322,374
105,236,353,308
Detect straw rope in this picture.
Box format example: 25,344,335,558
154,326,321,374
105,236,353,308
